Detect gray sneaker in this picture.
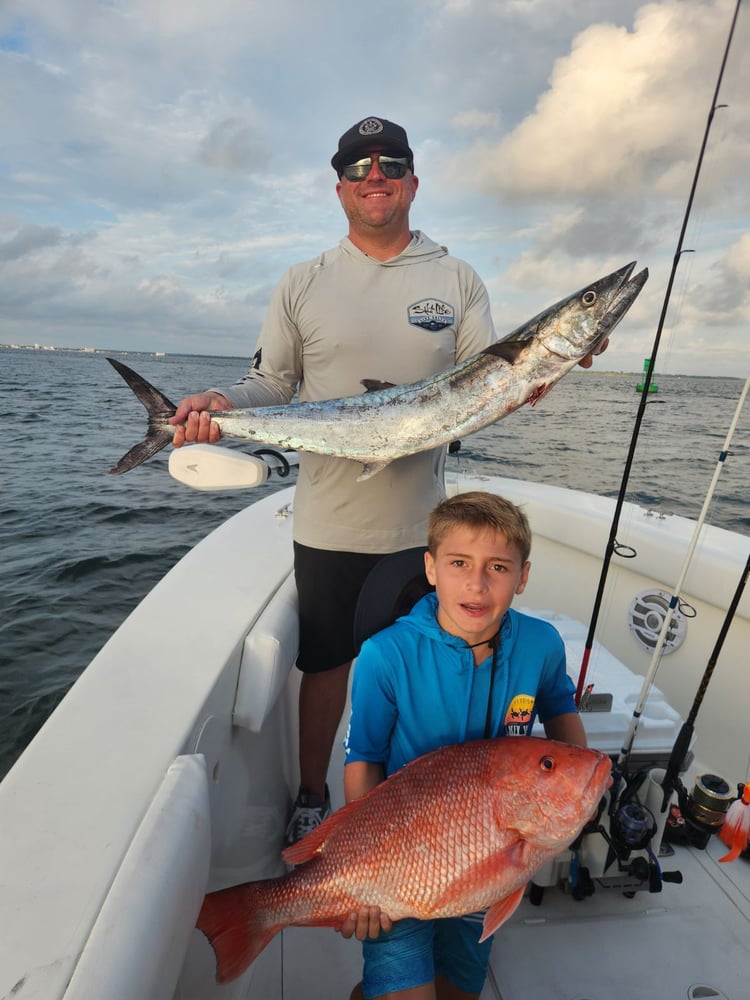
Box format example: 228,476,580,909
284,786,331,847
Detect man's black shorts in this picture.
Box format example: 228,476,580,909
293,541,387,674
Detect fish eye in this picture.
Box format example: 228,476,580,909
582,289,597,307
539,755,555,771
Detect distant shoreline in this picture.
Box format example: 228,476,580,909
1,343,743,380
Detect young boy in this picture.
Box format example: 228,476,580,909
342,491,586,1000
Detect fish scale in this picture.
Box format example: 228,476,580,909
196,737,612,984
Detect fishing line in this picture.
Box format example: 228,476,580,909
575,0,743,705
616,373,750,773
659,249,697,372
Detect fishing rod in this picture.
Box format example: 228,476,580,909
660,551,750,812
575,0,743,705
615,373,750,773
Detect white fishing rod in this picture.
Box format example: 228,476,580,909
616,373,750,771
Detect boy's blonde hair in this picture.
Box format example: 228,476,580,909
427,491,532,564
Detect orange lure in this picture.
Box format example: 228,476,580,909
718,783,750,862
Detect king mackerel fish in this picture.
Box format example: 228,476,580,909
108,261,647,479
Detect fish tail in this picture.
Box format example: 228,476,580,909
718,786,750,863
107,357,177,475
196,882,282,984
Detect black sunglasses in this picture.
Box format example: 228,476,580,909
342,155,410,182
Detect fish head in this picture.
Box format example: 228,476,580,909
514,262,648,364
488,737,612,851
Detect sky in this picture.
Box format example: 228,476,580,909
1,0,748,376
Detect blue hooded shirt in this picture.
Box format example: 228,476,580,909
344,592,577,777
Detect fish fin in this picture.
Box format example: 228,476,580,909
108,357,177,414
482,340,527,364
107,357,177,475
196,881,281,984
357,460,391,481
718,794,750,862
282,797,363,865
281,831,327,866
108,428,172,475
479,885,526,942
427,838,531,917
361,379,397,391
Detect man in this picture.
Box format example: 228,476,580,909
170,116,604,845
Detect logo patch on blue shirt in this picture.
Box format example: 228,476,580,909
408,298,455,331
504,694,535,737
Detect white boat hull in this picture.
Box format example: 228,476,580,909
1,473,748,999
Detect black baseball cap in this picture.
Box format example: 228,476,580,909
331,117,414,175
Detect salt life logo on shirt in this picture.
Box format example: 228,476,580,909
504,694,535,736
408,299,455,331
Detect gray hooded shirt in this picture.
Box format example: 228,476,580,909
219,231,497,552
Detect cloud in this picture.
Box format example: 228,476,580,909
448,0,748,204
0,0,747,374
197,117,270,174
0,223,63,261
451,110,502,133
693,233,750,322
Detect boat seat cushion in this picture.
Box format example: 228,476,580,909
62,755,211,999
233,572,299,732
353,546,433,655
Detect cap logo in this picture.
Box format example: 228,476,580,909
358,118,384,137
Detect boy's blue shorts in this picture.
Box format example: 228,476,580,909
361,914,493,998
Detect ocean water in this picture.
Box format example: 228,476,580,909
1,348,749,779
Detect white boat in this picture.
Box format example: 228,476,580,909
1,442,748,1000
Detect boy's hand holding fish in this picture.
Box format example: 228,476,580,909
337,906,392,941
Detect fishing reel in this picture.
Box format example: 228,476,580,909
575,768,684,896
608,769,656,852
608,772,663,891
611,799,655,854
666,772,735,850
533,765,685,903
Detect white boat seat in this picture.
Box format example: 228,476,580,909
63,754,211,1000
353,546,433,655
233,571,300,732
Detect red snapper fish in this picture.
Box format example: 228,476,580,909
196,737,612,983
